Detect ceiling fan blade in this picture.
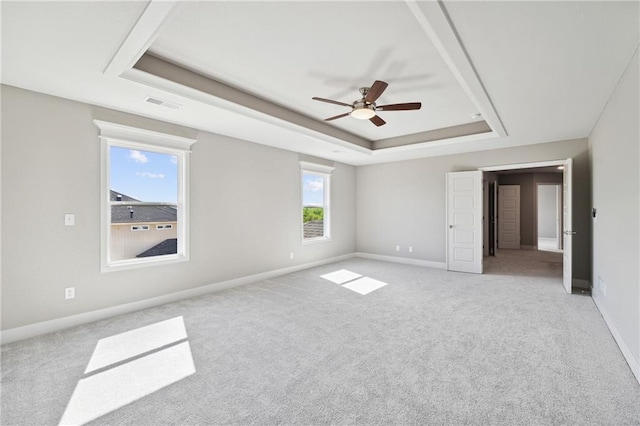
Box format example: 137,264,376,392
376,102,422,111
324,112,351,121
312,97,352,108
364,80,388,103
369,115,386,127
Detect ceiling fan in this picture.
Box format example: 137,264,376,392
312,80,421,127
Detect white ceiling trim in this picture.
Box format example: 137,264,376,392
129,54,372,150
104,0,375,158
479,159,565,172
372,129,497,156
103,0,508,162
103,0,179,77
405,0,507,138
93,119,196,151
122,65,374,156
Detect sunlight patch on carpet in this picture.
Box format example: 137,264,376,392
59,317,195,425
85,316,187,374
320,269,362,284
342,277,388,295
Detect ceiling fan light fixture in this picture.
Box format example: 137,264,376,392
313,80,419,126
350,105,376,120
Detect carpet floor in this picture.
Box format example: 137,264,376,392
2,250,639,425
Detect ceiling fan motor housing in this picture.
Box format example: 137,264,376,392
350,100,376,119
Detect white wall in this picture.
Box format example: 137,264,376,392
1,86,356,330
589,47,639,376
537,185,558,239
356,138,591,280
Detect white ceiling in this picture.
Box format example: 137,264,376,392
148,1,480,140
2,1,638,166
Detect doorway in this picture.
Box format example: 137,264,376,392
479,160,572,293
537,183,562,252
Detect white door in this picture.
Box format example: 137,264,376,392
493,182,498,254
562,158,573,293
483,179,489,257
447,171,483,274
498,185,520,249
555,185,563,250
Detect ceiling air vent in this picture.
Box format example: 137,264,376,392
144,96,181,110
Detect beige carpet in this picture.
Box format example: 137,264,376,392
2,250,638,425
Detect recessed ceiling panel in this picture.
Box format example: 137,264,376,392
148,1,481,141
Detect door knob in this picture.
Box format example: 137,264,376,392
564,230,576,235
449,225,453,229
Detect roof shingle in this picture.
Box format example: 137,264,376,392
303,220,324,239
136,238,178,258
110,190,177,224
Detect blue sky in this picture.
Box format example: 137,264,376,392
110,146,177,202
111,148,323,206
302,173,324,207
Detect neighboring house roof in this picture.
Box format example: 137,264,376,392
303,220,324,239
137,238,178,258
110,190,177,223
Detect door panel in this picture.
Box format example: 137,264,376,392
447,171,483,274
498,185,521,249
562,158,573,293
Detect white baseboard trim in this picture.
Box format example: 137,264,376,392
592,295,640,384
0,253,355,345
573,278,591,289
355,252,446,270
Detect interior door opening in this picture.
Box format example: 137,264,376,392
478,160,572,293
537,183,563,252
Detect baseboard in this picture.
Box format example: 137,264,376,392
520,245,536,250
592,295,640,384
572,278,591,289
0,253,355,345
355,252,446,270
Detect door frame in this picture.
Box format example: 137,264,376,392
479,159,572,292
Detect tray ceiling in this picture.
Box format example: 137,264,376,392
1,1,637,165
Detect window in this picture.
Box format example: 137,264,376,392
300,161,334,242
94,120,196,271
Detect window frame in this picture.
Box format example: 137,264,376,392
300,161,334,244
94,120,196,272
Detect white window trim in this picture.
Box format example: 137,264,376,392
300,161,334,244
94,120,196,272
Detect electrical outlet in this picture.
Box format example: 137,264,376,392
395,245,400,252
65,214,75,226
598,276,606,296
65,287,75,300
409,246,413,253
289,252,294,260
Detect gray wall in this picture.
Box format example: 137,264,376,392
498,173,563,246
538,185,558,239
1,86,356,330
356,138,591,280
589,48,639,364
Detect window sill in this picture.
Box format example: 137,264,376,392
102,253,188,273
302,237,332,245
